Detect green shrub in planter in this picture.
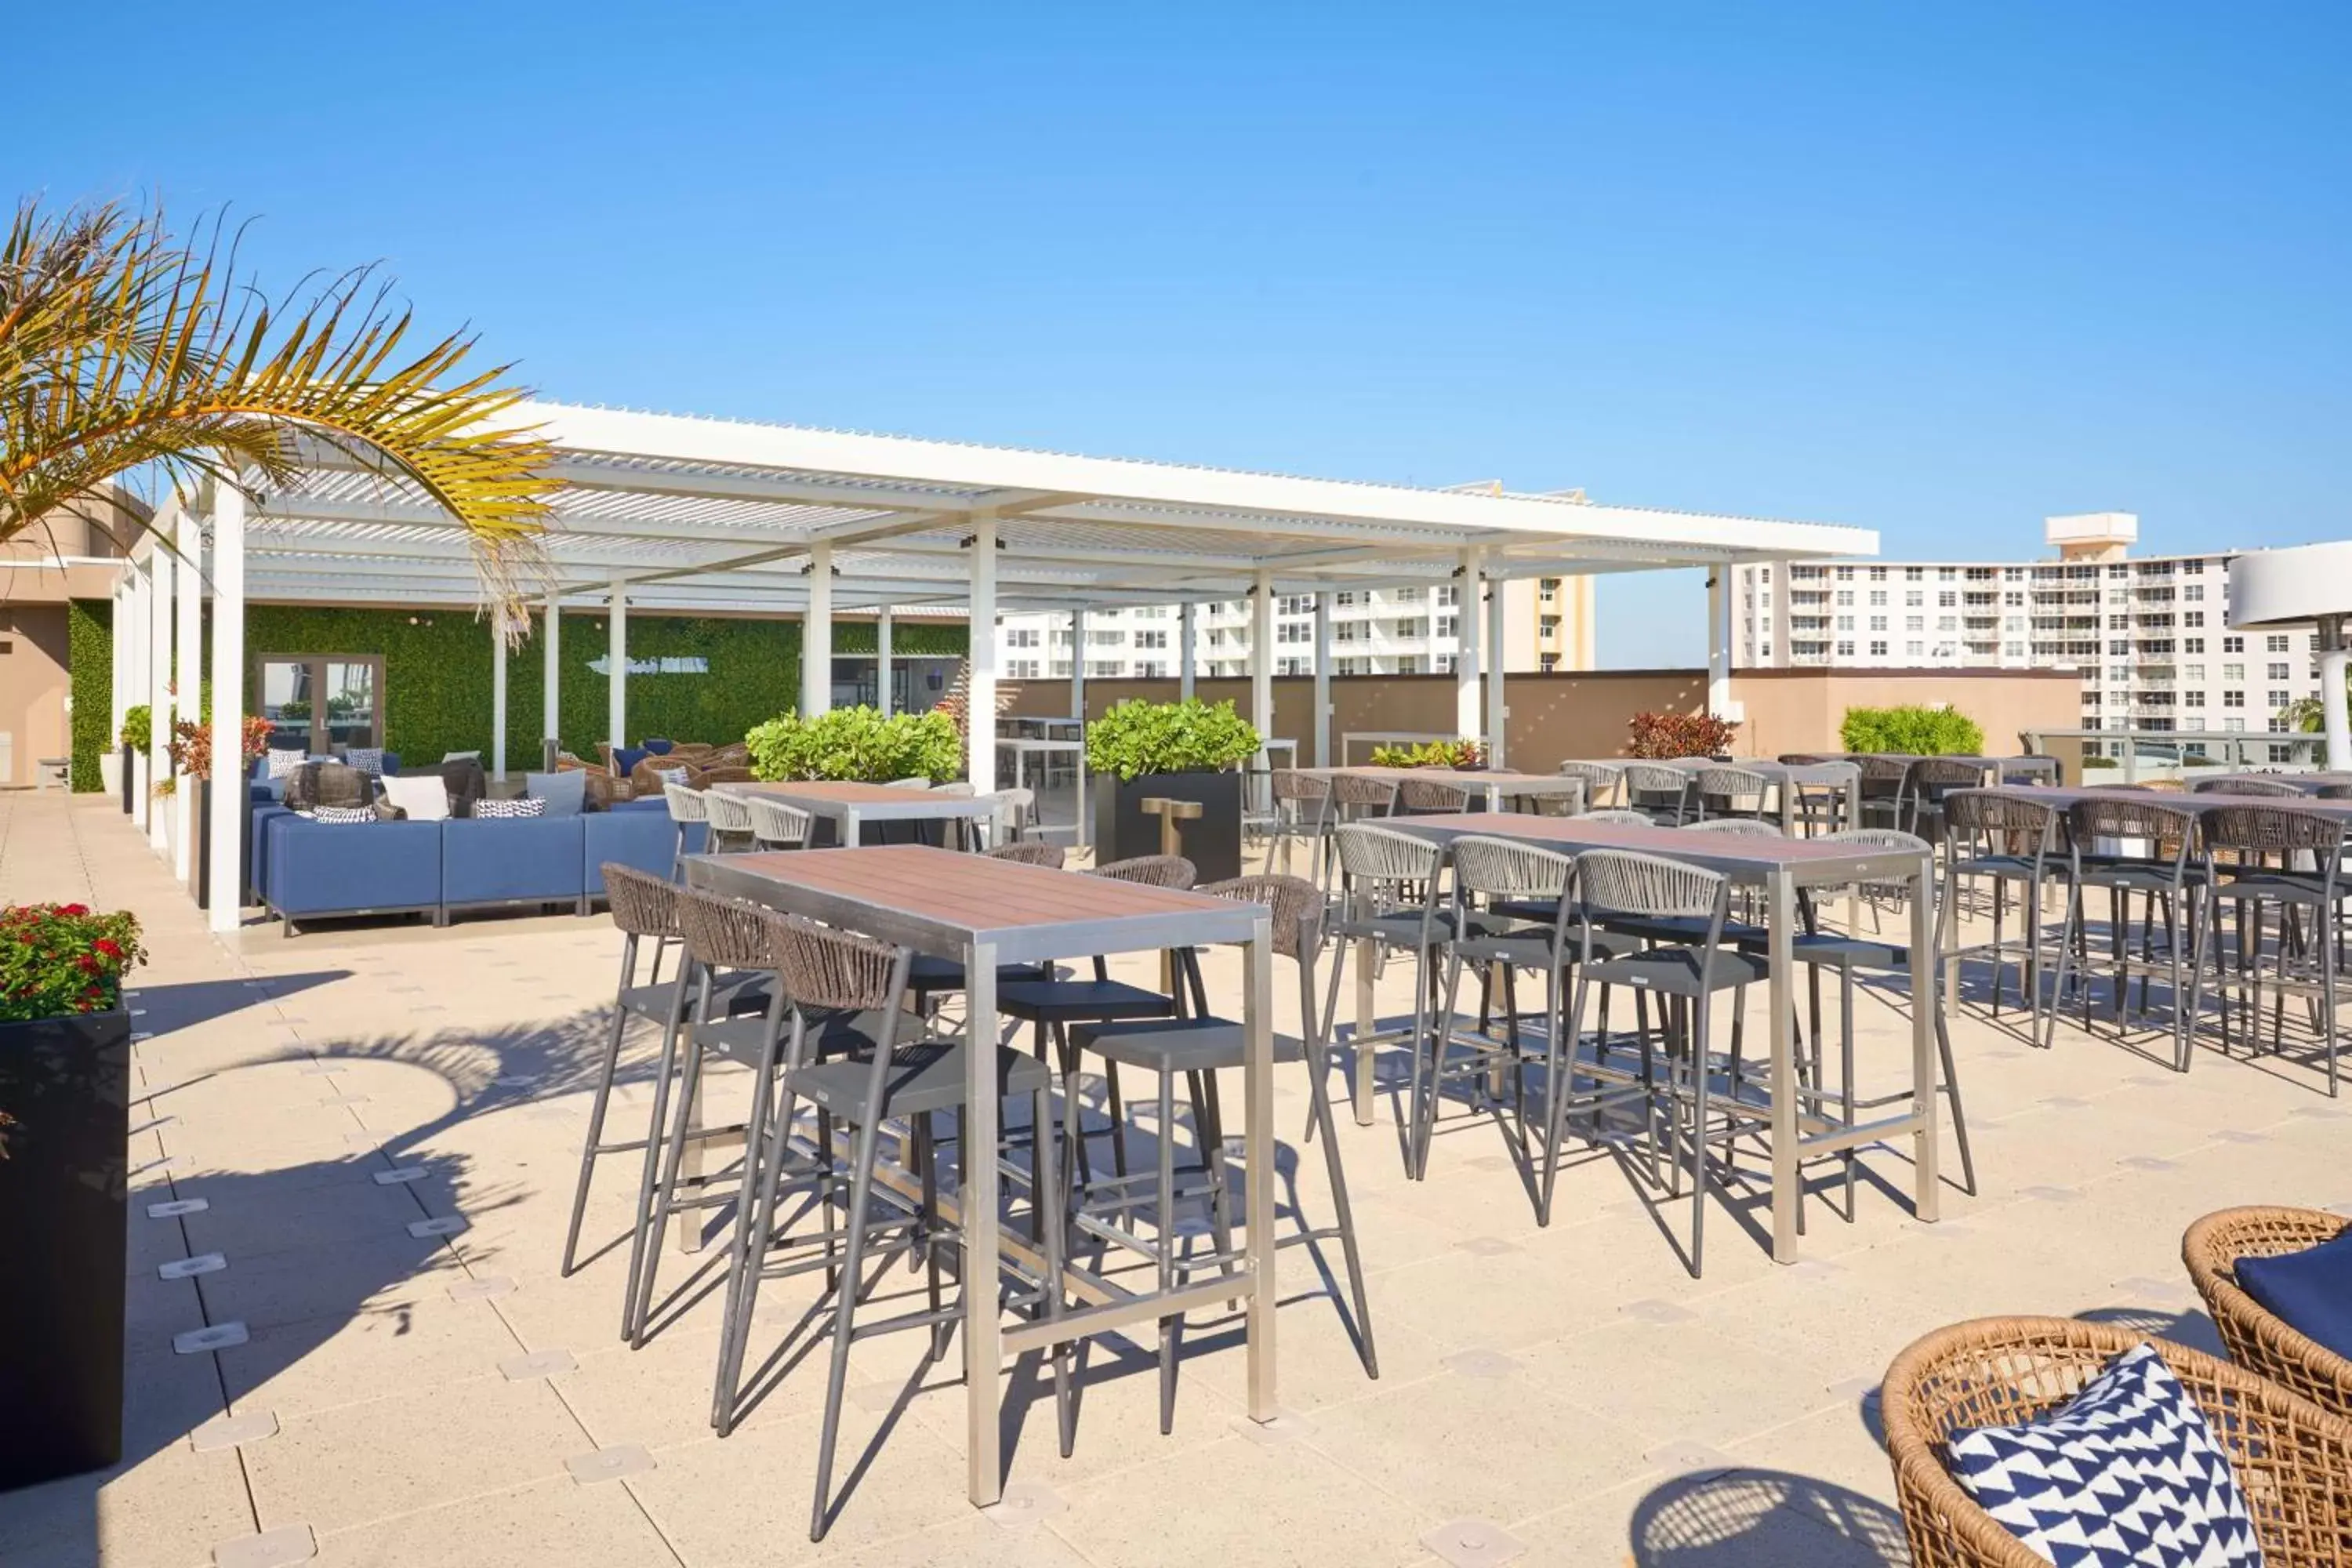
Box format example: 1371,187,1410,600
1839,704,1986,756
118,706,151,754
1368,739,1486,769
1084,699,1261,782
744,706,964,783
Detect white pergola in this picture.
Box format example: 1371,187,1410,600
111,403,1875,931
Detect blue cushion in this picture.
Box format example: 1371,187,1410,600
441,817,586,906
524,769,587,818
2236,1228,2352,1363
584,808,699,897
265,815,444,918
613,745,652,776
1947,1342,2261,1568
641,738,674,755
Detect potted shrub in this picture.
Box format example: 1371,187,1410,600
1838,703,1986,756
0,902,146,1490
1626,710,1740,759
1086,698,1261,880
744,707,965,845
1368,739,1486,770
117,706,150,816
165,708,275,909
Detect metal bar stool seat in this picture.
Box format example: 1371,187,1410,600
789,1034,1051,1120
1581,944,1770,994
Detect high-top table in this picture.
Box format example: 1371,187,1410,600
1371,811,1942,1263
683,844,1280,1504
2190,772,2352,796
1296,764,1588,815
1566,758,1864,837
710,779,997,847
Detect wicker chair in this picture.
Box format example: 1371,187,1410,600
2184,1206,2352,1419
1557,760,1624,811
2198,775,2306,797
1882,1316,2352,1568
1396,776,1473,815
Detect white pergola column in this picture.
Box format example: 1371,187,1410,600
1706,569,1731,717
1485,575,1508,768
128,565,150,826
607,579,628,749
491,625,509,781
803,542,833,716
206,484,245,933
2320,618,2350,771
1454,548,1484,744
875,608,894,717
1250,571,1274,750
109,581,129,756
1069,608,1087,720
1178,602,1196,700
1312,592,1333,764
966,513,998,786
147,528,175,854
542,589,561,768
172,506,202,883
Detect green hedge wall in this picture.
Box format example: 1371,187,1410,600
67,599,113,791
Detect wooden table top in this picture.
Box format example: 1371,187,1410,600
1972,783,2352,820
1374,811,1931,887
710,779,996,817
684,845,1264,962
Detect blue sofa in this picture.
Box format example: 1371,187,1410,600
264,814,446,935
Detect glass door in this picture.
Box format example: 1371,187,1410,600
256,655,383,754
259,659,316,753
321,661,378,750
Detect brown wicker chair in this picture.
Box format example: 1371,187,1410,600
2185,1206,2352,1419
630,755,709,794
1883,1316,2352,1568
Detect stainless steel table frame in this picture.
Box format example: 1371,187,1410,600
684,845,1282,1504
997,739,1089,848
1374,812,1942,1263
711,779,998,847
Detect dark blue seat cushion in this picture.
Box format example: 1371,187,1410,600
2236,1229,2352,1363
613,745,652,776
266,815,444,917
583,807,699,897
441,817,587,906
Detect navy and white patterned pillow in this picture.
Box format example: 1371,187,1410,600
1947,1343,2262,1568
343,747,387,777
266,748,308,779
303,804,376,826
652,766,689,786
474,796,546,819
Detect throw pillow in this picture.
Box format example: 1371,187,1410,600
654,766,689,786
1947,1342,2261,1568
441,750,481,763
343,747,387,777
2235,1228,2352,1363
381,772,450,822
474,795,547,819
266,748,307,779
306,804,376,826
524,769,587,818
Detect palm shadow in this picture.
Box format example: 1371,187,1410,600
1628,1468,1909,1566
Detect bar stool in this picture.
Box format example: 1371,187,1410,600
563,863,772,1279
702,789,758,854
1067,873,1378,1431
1776,754,1846,837
1693,764,1775,826
1857,756,1914,832
1558,760,1624,811
1623,764,1693,826
2196,775,2304,797
699,913,1069,1539
1265,770,1335,882
2201,804,2347,1094
1940,790,2074,1047
2053,795,2209,1070
1330,771,1399,823
746,795,811,850
1318,822,1451,1163
1904,758,1986,843
662,782,709,877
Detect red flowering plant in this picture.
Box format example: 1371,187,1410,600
0,903,148,1024
1626,710,1740,760
165,713,274,782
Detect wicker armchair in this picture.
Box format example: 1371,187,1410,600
1883,1316,2352,1568
630,755,709,793
2184,1206,2352,1418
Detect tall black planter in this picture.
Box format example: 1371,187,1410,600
1091,771,1244,883
119,746,133,816
0,1007,129,1490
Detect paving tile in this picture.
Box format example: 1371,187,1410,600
1054,1436,1432,1568
216,1293,521,1417
1422,1517,1528,1568
309,1472,677,1566
212,1522,317,1568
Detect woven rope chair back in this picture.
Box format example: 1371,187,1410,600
1695,764,1771,808
1575,848,1725,921
1557,760,1622,805
702,790,755,837
1822,827,1931,855
1912,758,1985,791
2320,782,2352,800
1398,777,1472,813
1331,822,1443,894
1944,790,2057,840
1573,808,1653,825
1682,818,1784,838
2204,804,2347,856
673,887,777,972
1200,873,1323,960
1331,772,1399,809
1272,769,1331,803
1451,836,1573,902
985,840,1065,869
1623,764,1691,799
1092,854,1196,890
662,782,709,823
601,863,681,939
2069,796,2198,851
2197,775,2303,797
770,913,902,1012
931,782,978,797
1858,757,1913,802
746,795,811,848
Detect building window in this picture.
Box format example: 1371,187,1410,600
2267,633,2292,652
1392,618,1426,639
2267,662,2290,680
2270,690,2290,710
1007,659,1040,679
1905,640,1923,657
1395,656,1423,675
1905,615,1924,632
2183,611,2204,627
2223,691,2245,708
1134,630,1167,650
1278,595,1313,615
1869,641,1889,657
1436,585,1459,607
1835,641,1855,657
1391,586,1425,604
2183,691,2204,706
2184,637,2205,654
1869,615,1887,632
2223,635,2245,653
1335,591,1359,608
1333,622,1360,644
1435,615,1457,639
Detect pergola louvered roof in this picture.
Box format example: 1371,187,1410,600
239,401,1877,614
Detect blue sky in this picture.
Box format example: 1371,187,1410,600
19,3,2349,665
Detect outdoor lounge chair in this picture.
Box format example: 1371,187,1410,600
2183,1206,2352,1420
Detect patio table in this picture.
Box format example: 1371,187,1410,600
1371,811,1941,1263
683,844,1280,1504
1968,782,2352,822
710,779,997,847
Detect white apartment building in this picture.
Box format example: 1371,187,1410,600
996,575,1596,683
1733,512,2324,760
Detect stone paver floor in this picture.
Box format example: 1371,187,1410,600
4,793,2347,1566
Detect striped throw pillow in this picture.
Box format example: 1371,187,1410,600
474,796,547,819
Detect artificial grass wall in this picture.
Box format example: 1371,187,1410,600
67,599,113,791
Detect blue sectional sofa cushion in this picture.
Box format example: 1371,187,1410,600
265,815,445,919
585,799,698,898
524,770,588,818
441,817,588,909
2236,1228,2352,1363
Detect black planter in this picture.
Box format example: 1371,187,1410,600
119,746,133,816
0,1007,130,1490
1091,771,1244,883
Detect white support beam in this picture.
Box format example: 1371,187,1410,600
147,518,175,853
1706,570,1732,718
1485,575,1507,768
207,485,246,933
1312,592,1333,765
173,505,202,883
1250,571,1274,757
1178,603,1196,700
543,589,561,768
966,514,997,788
109,581,128,751
128,566,149,826
803,542,833,716
1455,548,1484,744
1069,608,1086,722
608,579,628,750
876,608,894,717
492,624,509,781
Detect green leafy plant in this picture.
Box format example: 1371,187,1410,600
0,903,147,1022
2081,754,2118,771
68,598,111,790
118,704,151,753
746,706,964,783
1839,704,1985,756
1368,739,1486,769
1626,710,1739,760
1083,699,1261,782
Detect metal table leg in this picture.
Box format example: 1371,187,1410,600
1908,851,1943,1220
1242,916,1279,1419
1768,869,1799,1262
963,942,1003,1506
1352,925,1377,1127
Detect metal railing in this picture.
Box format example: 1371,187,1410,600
2020,726,2328,785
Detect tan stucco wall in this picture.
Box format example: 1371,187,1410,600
0,604,74,787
